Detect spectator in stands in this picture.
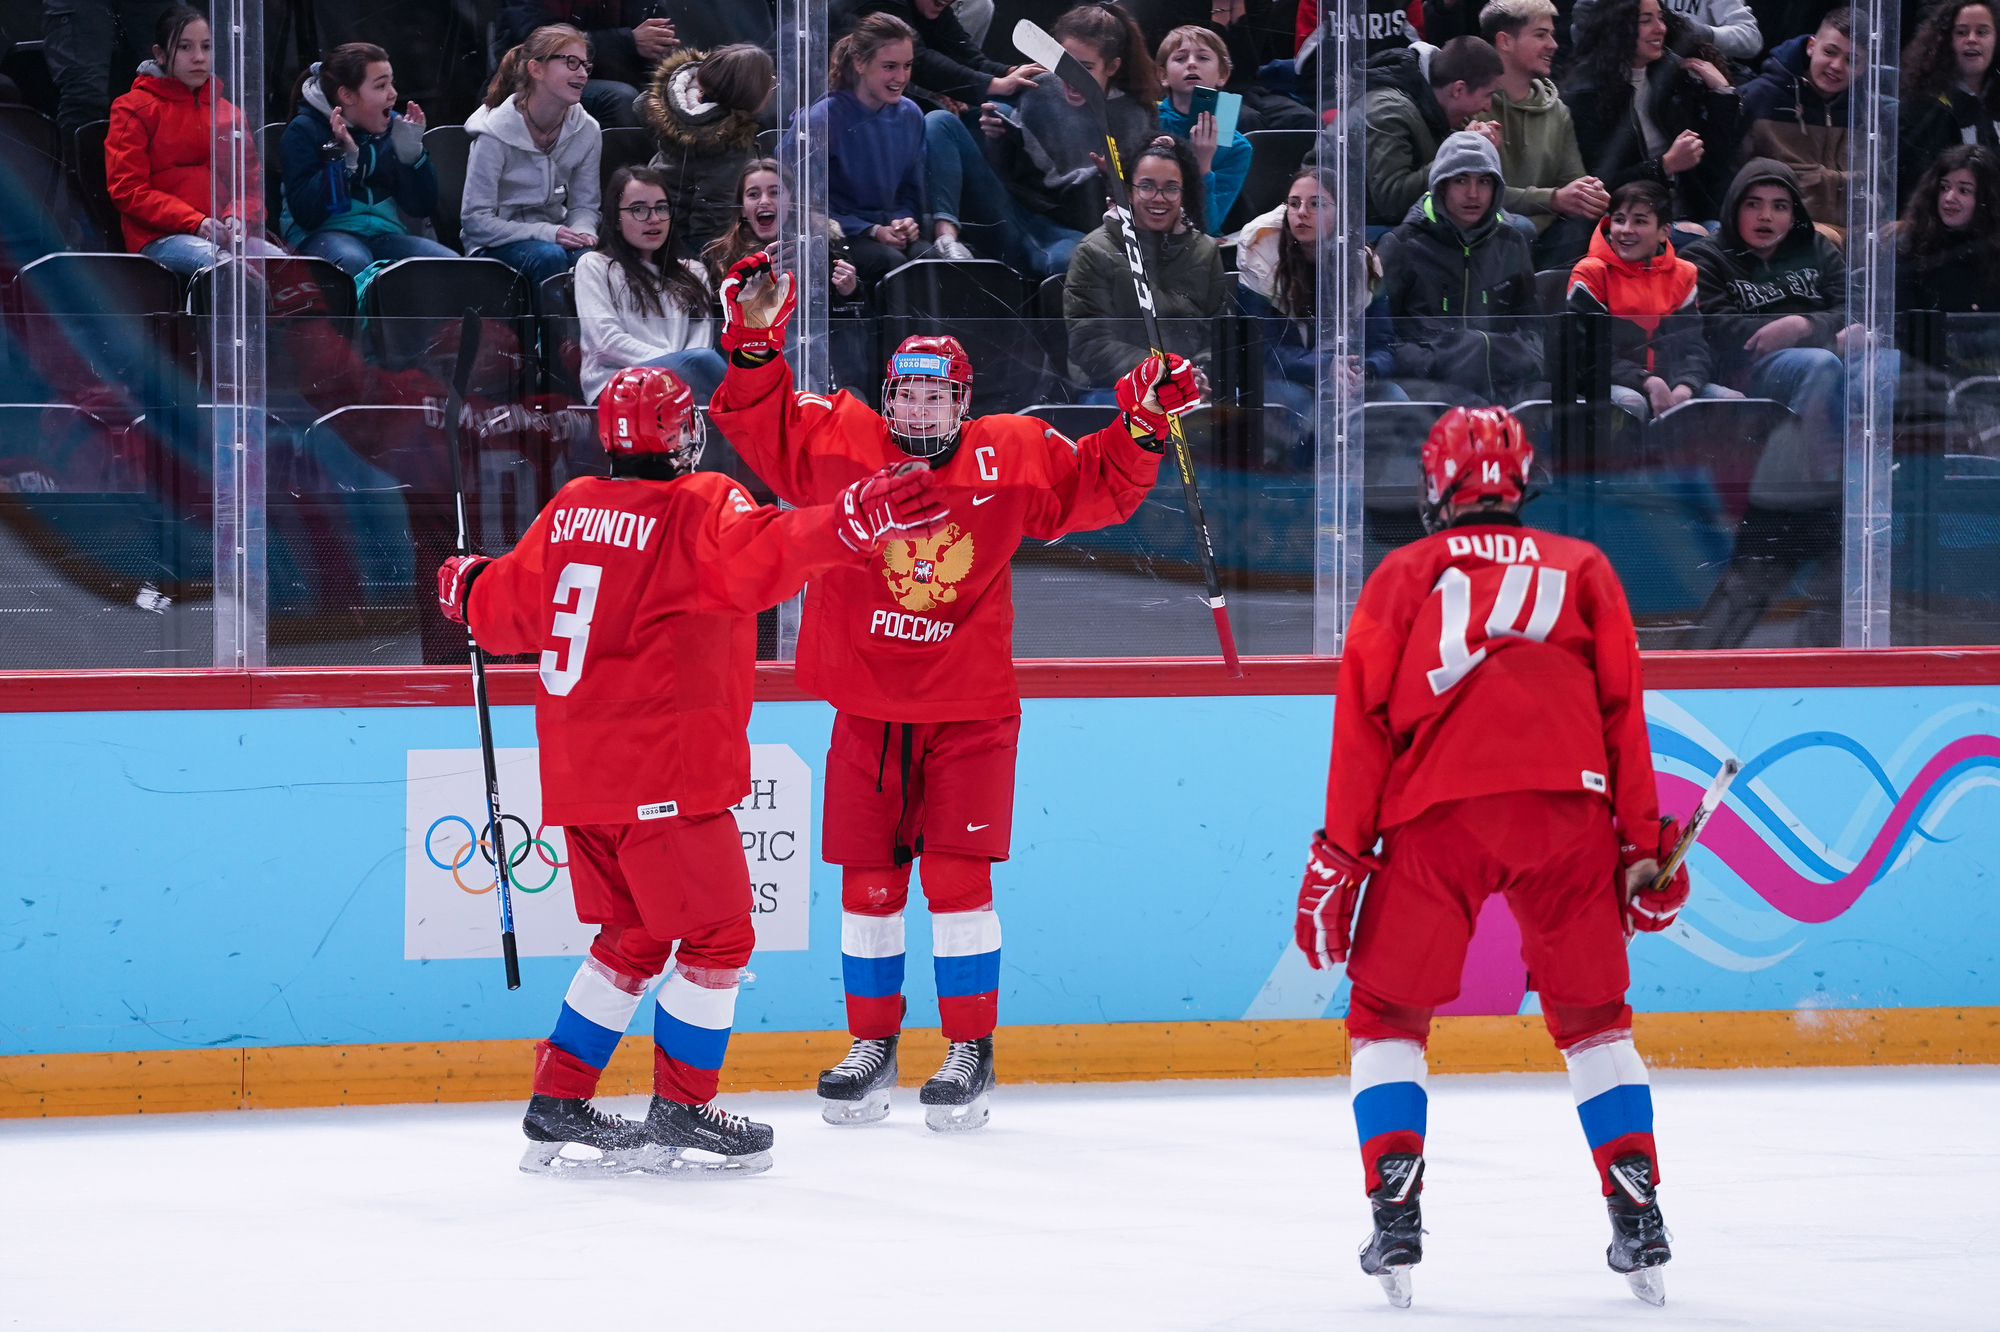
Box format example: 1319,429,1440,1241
1063,135,1228,392
279,45,454,277
1237,166,1408,419
811,13,940,284
1361,36,1507,228
1135,1,1319,131
463,25,604,291
1562,0,1740,231
1156,25,1252,233
1896,144,2000,381
1477,0,1607,268
1682,158,1858,648
105,5,281,275
1739,7,1855,245
639,43,776,260
1570,0,1762,71
1565,179,1718,421
1373,130,1545,404
701,157,862,300
830,0,1045,110
1899,2,2000,209
43,0,157,140
926,2,1161,274
496,1,680,129
575,164,725,406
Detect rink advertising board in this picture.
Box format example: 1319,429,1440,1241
2,654,1998,1114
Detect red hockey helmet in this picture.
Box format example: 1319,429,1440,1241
881,334,973,457
1419,406,1533,532
599,365,704,474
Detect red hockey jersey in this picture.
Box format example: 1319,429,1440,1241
466,470,855,825
1325,519,1659,856
709,354,1162,722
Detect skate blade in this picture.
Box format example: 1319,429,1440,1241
631,1144,774,1179
820,1087,891,1126
1375,1267,1413,1309
518,1139,650,1179
1625,1268,1666,1307
922,1091,990,1133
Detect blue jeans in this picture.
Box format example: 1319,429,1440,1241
923,109,1081,279
475,239,586,290
1745,346,1845,433
300,229,457,277
639,348,728,408
141,232,285,276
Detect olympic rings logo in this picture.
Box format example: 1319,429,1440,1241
425,814,567,895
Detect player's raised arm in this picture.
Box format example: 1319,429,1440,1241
1022,353,1196,540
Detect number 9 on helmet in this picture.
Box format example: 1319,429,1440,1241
1419,406,1533,534
598,365,705,477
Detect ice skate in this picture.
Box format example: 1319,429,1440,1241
818,1034,900,1125
1358,1153,1424,1309
636,1096,775,1177
1604,1153,1671,1306
518,1093,651,1177
919,1035,994,1132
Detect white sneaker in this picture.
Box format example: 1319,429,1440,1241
934,235,975,261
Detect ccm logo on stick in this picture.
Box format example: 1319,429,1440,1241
871,609,954,642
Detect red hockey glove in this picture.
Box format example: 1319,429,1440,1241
1115,353,1201,442
1296,832,1381,969
436,555,491,626
835,460,951,554
1622,815,1691,935
718,252,796,357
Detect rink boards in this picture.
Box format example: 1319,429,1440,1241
3,656,1999,1115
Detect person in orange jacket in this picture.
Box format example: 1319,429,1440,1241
104,5,284,273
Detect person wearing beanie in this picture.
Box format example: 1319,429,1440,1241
1373,129,1545,405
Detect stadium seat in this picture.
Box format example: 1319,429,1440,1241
876,258,1044,414
1031,271,1075,401
0,402,127,492
8,253,187,409
537,270,582,400
598,126,656,196
1222,129,1315,234
359,255,529,376
1643,396,1796,476
0,104,66,263
421,124,472,252
261,122,286,233
1535,268,1570,316
1362,400,1450,550
187,255,355,320
69,120,120,252
1023,403,1118,438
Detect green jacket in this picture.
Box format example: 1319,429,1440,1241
1062,219,1230,387
1365,84,1444,227
1476,79,1587,234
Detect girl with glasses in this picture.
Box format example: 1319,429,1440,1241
463,24,604,289
576,165,726,408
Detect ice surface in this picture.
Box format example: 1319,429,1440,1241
3,1066,1995,1330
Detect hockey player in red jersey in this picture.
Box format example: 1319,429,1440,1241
707,251,1197,1131
437,365,950,1177
1295,407,1691,1307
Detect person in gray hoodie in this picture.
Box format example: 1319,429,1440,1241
463,24,605,290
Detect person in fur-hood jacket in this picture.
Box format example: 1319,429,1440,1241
639,44,774,260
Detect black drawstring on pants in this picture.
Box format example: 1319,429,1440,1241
880,720,922,867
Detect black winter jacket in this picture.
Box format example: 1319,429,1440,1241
1562,50,1741,223
639,48,767,259
1376,191,1544,401
1899,81,2000,209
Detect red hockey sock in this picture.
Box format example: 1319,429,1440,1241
531,1040,604,1100
653,1044,720,1106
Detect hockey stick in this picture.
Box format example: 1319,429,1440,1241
1013,20,1243,678
442,307,521,991
1627,757,1742,940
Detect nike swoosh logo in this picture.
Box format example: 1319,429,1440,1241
966,822,990,831
972,494,996,505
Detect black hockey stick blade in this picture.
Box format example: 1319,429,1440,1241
1013,20,1243,677
445,308,484,559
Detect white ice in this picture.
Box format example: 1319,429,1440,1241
3,1067,1995,1331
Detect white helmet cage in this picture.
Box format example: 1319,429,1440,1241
880,356,971,457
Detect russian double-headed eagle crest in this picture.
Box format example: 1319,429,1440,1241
883,522,974,612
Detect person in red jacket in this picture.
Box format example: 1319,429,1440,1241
1293,407,1691,1309
104,5,282,273
707,251,1196,1132
438,364,950,1177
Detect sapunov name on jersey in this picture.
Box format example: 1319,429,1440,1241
709,355,1163,721
1326,520,1659,854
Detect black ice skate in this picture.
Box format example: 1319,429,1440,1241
818,1034,900,1126
1605,1153,1672,1306
518,1093,651,1177
1358,1153,1424,1309
637,1095,775,1177
919,1035,994,1132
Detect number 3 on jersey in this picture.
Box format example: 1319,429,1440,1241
1426,563,1568,695
542,562,602,696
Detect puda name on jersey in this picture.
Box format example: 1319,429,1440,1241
1443,531,1543,564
